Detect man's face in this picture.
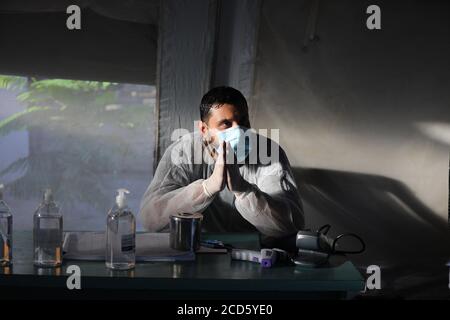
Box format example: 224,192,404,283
199,103,242,147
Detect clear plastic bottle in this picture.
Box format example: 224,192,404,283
0,184,13,266
33,188,63,268
106,188,136,270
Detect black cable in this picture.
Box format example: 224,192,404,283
331,233,366,254
317,224,331,235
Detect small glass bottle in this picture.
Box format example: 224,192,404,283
33,188,63,268
0,184,13,266
106,188,136,270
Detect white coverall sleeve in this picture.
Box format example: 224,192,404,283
139,150,214,232
234,162,305,238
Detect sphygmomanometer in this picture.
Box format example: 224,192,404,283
229,224,365,268
293,224,366,267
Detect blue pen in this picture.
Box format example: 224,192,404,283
200,239,225,248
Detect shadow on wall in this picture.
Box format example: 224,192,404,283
292,167,450,269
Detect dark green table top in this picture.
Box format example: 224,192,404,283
0,231,365,297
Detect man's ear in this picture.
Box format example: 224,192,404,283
198,120,208,136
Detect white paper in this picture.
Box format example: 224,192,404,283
62,231,195,262
62,231,227,262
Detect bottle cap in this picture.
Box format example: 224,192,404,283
43,188,54,204
116,188,130,209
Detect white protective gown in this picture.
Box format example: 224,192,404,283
139,131,304,238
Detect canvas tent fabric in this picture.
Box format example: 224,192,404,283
155,0,260,163
0,1,158,84
252,0,450,267
0,0,159,24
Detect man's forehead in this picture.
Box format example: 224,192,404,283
209,103,239,118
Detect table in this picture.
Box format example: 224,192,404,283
0,231,365,299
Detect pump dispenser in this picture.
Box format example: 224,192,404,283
0,184,13,266
106,188,136,270
116,188,128,210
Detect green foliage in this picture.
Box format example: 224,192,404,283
0,106,50,138
0,75,28,90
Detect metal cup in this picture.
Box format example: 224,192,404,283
169,213,203,251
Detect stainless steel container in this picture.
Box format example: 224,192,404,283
169,213,203,251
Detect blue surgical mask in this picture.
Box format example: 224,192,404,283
217,126,252,162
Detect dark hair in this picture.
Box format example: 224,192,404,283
200,86,250,127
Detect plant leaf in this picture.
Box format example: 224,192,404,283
0,75,27,90
0,106,50,137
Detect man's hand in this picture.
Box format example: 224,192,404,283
224,142,251,194
202,141,227,197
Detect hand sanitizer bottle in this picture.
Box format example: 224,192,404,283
33,188,63,267
0,184,13,266
106,189,136,270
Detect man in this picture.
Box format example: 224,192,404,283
139,86,304,239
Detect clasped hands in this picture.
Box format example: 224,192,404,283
203,141,251,197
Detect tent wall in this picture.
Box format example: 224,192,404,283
252,0,450,272
156,0,261,161
211,0,261,121
0,4,158,84
0,0,159,24
155,0,217,162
